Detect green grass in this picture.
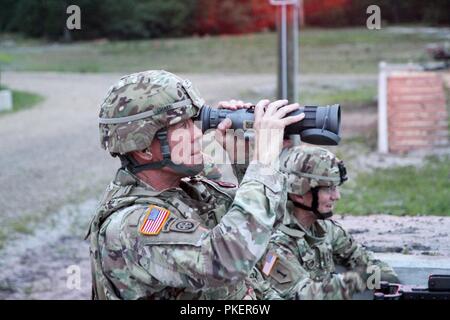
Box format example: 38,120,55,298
0,26,445,74
239,83,377,110
336,156,450,216
0,85,44,115
299,86,376,107
0,209,42,249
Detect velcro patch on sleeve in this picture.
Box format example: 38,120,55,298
169,219,200,233
139,205,170,236
270,261,293,284
262,252,278,276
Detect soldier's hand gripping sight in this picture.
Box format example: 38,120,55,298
199,104,341,145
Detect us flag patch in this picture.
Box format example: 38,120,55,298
139,205,170,236
262,252,278,276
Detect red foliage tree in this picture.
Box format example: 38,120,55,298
194,0,276,35
193,0,355,35
304,0,349,16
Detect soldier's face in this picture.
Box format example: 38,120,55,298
316,186,341,213
297,186,341,214
167,119,203,166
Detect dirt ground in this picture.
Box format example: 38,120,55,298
0,71,449,300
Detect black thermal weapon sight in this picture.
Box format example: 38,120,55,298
199,104,341,146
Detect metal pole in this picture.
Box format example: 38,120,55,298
272,0,299,101
299,0,305,27
292,2,299,101
281,4,288,99
378,61,389,153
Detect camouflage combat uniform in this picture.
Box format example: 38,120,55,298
256,146,399,300
258,201,399,299
86,70,287,300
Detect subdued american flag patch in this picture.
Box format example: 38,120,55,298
262,252,278,276
139,205,170,236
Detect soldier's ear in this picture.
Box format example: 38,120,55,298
144,148,153,159
289,193,306,204
131,149,153,162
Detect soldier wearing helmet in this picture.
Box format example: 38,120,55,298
256,145,399,300
86,70,305,299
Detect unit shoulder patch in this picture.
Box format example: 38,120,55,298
169,219,200,233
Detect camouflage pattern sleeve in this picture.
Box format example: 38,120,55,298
200,153,246,185
247,267,283,300
200,153,224,180
118,163,288,291
258,235,362,300
328,220,400,283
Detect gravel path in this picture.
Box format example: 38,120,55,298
0,71,448,300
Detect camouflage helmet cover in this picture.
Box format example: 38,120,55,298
98,70,204,154
279,145,347,195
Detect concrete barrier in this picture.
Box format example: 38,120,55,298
0,89,13,112
377,253,450,285
351,253,450,300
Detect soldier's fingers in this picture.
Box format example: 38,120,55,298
217,118,232,131
217,101,239,110
217,101,230,109
229,99,241,109
282,112,305,127
254,99,270,123
273,103,300,119
234,100,247,109
265,99,289,117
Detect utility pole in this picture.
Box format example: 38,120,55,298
270,0,300,103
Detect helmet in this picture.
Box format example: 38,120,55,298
99,70,204,155
279,145,347,196
279,145,347,219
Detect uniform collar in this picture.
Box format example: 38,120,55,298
114,168,185,194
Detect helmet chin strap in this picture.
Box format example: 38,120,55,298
120,129,204,177
292,187,333,220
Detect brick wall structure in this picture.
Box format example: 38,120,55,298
386,71,449,154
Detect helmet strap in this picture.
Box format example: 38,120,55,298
292,187,333,220
120,129,203,176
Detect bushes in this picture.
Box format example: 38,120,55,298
1,0,199,40
0,0,275,40
98,0,199,39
